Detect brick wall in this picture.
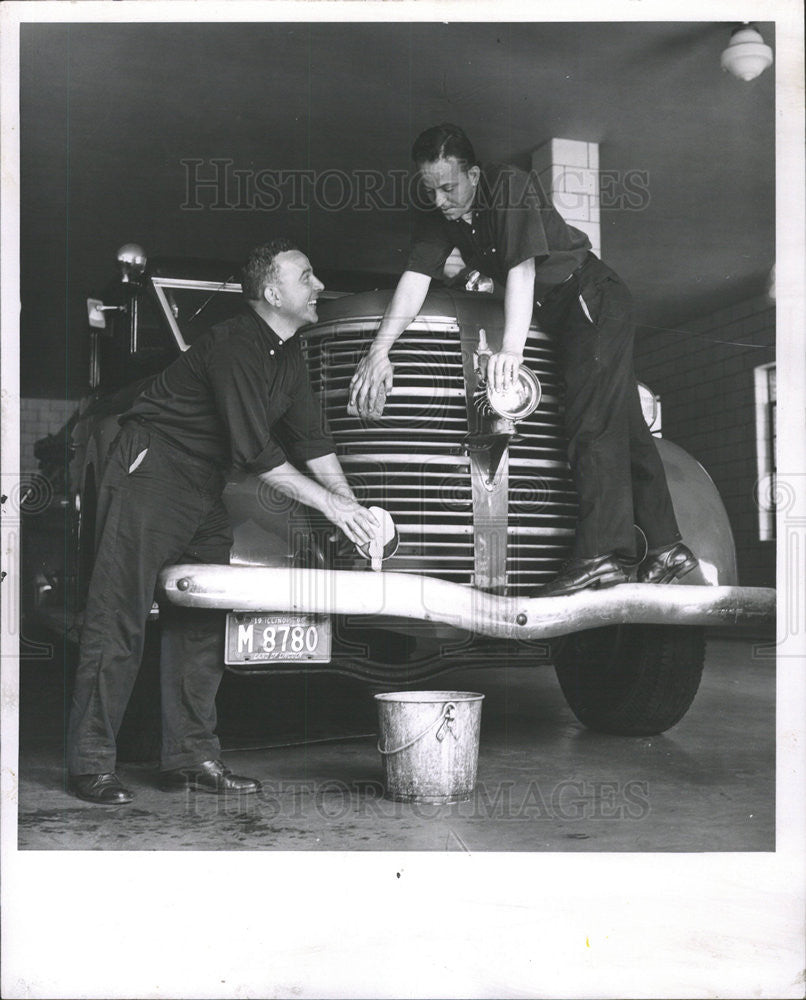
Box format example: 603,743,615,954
634,295,775,588
532,138,601,256
20,397,79,473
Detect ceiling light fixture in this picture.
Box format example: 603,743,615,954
720,23,773,82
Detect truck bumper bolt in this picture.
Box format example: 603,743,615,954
177,578,190,591
516,613,527,626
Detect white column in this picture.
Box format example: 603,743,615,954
532,138,601,257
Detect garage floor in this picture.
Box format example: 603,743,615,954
16,632,774,852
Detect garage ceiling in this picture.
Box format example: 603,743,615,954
19,19,775,397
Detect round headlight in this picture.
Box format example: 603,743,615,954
486,366,542,421
116,243,147,284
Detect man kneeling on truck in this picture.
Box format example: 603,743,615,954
67,239,378,805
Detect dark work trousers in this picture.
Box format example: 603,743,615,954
535,255,682,560
67,421,233,775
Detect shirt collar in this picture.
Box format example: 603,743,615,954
245,303,287,352
456,172,486,225
471,166,493,217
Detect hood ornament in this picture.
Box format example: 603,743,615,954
460,328,545,488
472,328,542,429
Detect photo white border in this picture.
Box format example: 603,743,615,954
2,2,804,997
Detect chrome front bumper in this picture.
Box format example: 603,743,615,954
159,566,775,640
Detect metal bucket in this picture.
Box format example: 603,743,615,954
374,691,484,803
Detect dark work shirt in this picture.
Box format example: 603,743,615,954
122,305,334,473
406,162,591,301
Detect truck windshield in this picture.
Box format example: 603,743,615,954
152,277,244,350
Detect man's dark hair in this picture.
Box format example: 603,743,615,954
411,123,478,170
241,238,299,300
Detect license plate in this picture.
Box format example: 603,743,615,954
225,612,332,664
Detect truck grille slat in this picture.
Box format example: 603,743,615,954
322,352,465,368
330,434,468,446
316,380,467,396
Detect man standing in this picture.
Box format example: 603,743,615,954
68,239,378,804
349,123,697,597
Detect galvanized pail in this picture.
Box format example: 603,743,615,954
374,691,484,803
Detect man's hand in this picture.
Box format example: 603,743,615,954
259,460,378,548
486,351,523,394
348,349,394,418
325,493,380,548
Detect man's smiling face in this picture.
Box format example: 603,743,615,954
419,156,480,221
267,250,325,327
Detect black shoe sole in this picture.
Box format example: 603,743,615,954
641,559,699,585
160,780,260,795
72,789,134,805
540,572,628,598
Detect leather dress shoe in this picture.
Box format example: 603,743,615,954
70,772,133,805
536,554,629,598
160,759,261,795
638,542,699,584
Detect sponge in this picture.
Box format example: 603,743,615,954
356,506,399,571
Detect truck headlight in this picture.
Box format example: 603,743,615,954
116,243,147,284
486,366,542,421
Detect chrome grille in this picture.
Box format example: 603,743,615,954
307,321,467,457
336,458,475,584
303,313,577,595
506,334,577,590
507,471,577,590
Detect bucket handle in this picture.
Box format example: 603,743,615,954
377,702,458,756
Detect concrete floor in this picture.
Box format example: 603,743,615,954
17,633,774,852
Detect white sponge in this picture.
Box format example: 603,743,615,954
357,506,399,571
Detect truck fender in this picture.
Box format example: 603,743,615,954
657,438,738,587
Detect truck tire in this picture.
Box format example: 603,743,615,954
552,624,706,736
